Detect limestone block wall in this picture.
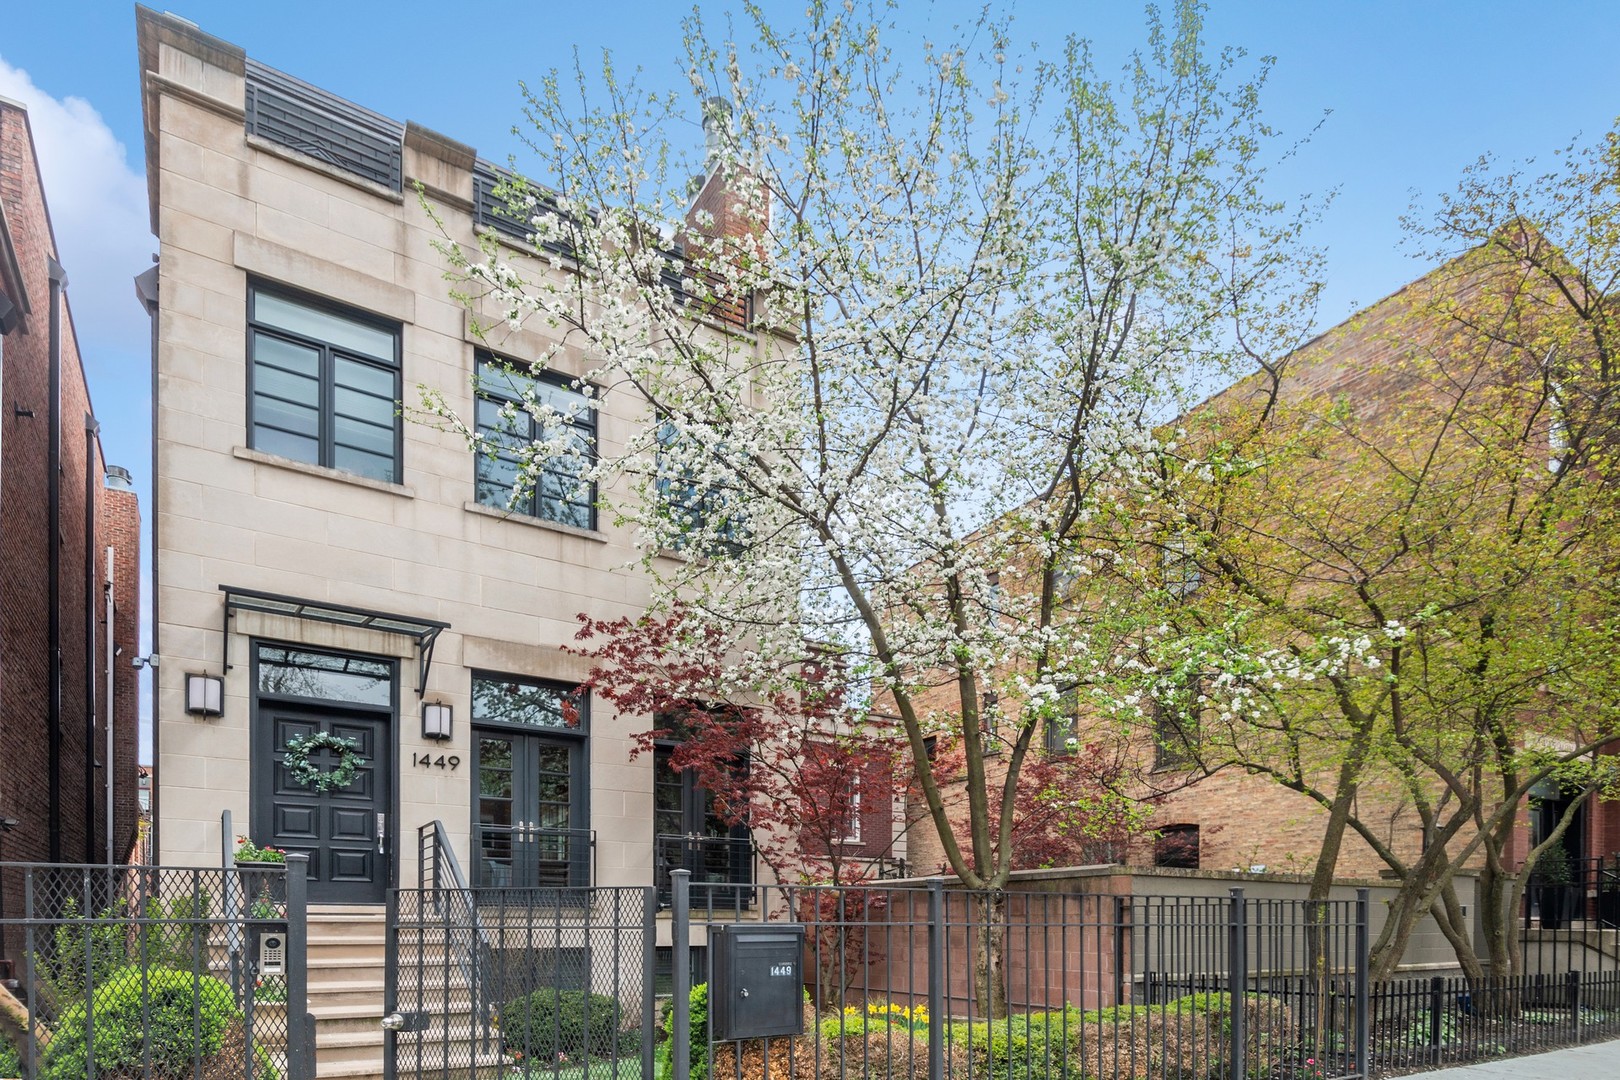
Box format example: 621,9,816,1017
137,10,767,891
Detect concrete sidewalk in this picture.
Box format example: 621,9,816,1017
1409,1039,1620,1078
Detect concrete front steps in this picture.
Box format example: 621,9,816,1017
308,906,389,1080
307,904,506,1080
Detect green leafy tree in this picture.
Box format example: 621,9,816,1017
1130,179,1620,984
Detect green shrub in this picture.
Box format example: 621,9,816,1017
500,988,625,1062
45,899,132,1004
819,1012,907,1040
39,965,273,1080
943,1009,1090,1080
935,994,1242,1080
654,982,710,1080
0,1032,20,1078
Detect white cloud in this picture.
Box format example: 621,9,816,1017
0,57,155,354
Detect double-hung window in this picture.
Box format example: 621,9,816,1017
474,354,597,530
248,284,402,483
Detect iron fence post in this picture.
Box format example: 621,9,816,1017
1355,888,1370,1078
1114,894,1127,1006
642,887,658,1080
1427,976,1443,1064
672,868,692,1080
1568,969,1581,1041
23,867,37,1077
285,853,314,1080
928,878,945,1080
1228,887,1247,1080
383,886,399,1080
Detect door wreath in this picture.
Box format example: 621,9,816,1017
282,732,366,793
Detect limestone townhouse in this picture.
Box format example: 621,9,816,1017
135,7,777,912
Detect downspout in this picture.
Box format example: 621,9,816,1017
134,262,159,860
46,255,66,863
105,545,116,865
84,413,100,866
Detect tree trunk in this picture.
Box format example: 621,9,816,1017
971,891,1010,1019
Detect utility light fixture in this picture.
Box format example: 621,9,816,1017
423,701,453,741
185,672,224,717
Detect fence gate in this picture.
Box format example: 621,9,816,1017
384,885,656,1080
0,859,313,1080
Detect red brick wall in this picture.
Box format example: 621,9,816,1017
104,486,143,862
0,101,141,966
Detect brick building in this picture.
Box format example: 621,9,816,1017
0,95,144,968
901,244,1620,887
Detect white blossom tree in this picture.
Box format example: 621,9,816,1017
421,0,1323,1007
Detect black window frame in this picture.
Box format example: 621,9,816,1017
1154,824,1201,869
1152,688,1201,771
654,417,747,555
1044,686,1081,757
473,351,599,530
652,720,753,907
246,281,403,484
469,672,591,889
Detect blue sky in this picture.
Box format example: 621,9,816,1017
4,1,1620,759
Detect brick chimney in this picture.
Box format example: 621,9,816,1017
680,97,769,265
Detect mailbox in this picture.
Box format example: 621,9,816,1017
710,923,806,1041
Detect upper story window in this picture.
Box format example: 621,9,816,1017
248,284,401,483
1163,532,1202,600
474,355,597,530
1152,690,1200,770
1044,686,1080,756
655,418,746,554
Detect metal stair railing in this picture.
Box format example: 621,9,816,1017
417,821,495,1046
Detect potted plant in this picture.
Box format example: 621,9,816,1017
1534,843,1578,930
233,835,287,867
234,836,288,917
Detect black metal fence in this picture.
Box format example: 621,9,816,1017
384,872,1370,1080
1367,969,1620,1070
1523,854,1620,933
387,884,654,1080
667,877,1369,1080
0,859,312,1080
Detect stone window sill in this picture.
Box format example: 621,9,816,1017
233,446,415,498
462,500,607,542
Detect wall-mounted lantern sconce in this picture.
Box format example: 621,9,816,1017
422,701,453,742
185,672,224,717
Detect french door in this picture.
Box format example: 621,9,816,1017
654,744,751,905
473,729,587,887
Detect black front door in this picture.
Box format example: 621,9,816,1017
252,643,394,905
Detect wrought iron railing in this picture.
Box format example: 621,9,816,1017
654,833,752,910
472,161,582,259
1522,853,1620,930
471,823,593,889
0,859,314,1079
415,821,495,1042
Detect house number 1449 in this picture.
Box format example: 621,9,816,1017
412,753,461,770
